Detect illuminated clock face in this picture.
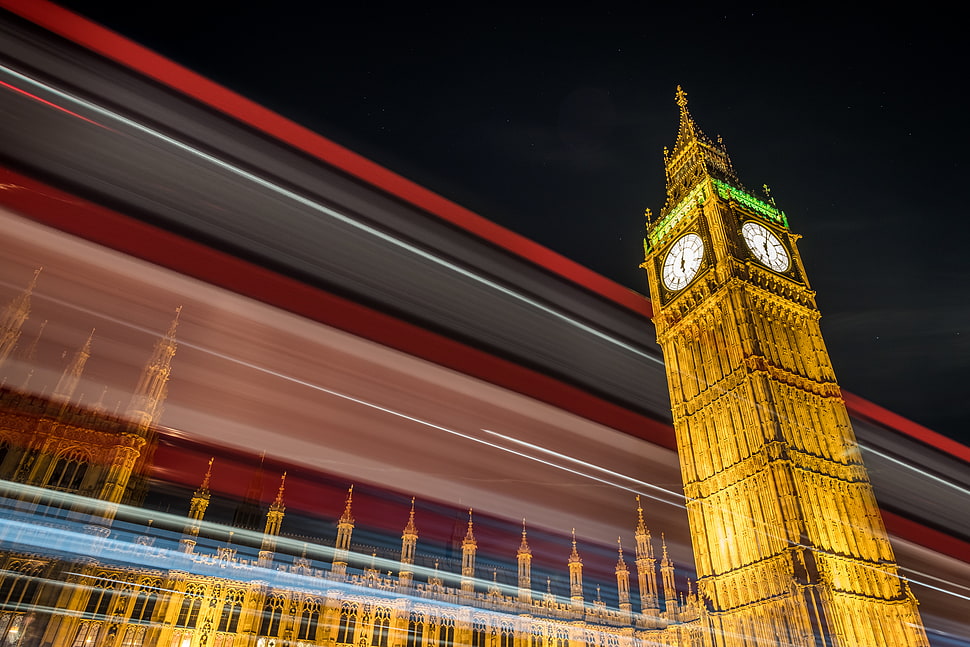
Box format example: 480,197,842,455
741,221,790,272
662,233,704,290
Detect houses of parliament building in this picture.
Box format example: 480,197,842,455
0,91,929,647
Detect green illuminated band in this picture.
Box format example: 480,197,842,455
647,183,709,247
712,179,788,228
646,179,788,251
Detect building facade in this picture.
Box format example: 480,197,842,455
0,91,927,647
640,88,928,646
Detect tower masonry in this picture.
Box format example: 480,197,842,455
640,87,928,647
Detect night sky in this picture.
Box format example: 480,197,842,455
58,4,969,445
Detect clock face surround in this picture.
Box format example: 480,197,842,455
662,233,705,290
741,221,790,272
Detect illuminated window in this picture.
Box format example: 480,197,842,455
472,620,487,647
83,574,115,619
336,602,358,643
500,622,514,647
555,628,569,647
259,594,286,637
48,449,89,491
129,580,159,625
71,622,101,647
120,625,147,647
218,589,245,634
438,616,455,647
373,607,391,647
531,627,544,647
406,612,424,647
175,584,204,627
297,599,320,641
0,561,44,611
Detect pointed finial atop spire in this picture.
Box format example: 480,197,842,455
661,532,670,562
403,497,418,535
518,518,531,556
635,495,649,534
569,528,581,563
168,305,182,338
465,508,475,540
675,85,689,111
273,472,287,506
200,457,214,491
339,485,354,524
546,577,552,594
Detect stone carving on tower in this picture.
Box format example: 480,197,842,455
640,87,929,646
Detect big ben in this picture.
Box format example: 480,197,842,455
641,88,929,646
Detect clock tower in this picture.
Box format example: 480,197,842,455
641,88,928,647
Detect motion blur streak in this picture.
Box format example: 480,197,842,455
481,428,683,507
861,444,970,499
1,485,572,605
483,429,966,600
0,78,108,129
0,62,661,365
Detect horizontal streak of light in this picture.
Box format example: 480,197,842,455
481,428,684,506
0,63,661,367
860,444,970,500
8,284,969,604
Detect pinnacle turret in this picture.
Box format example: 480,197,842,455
517,519,532,603
180,457,214,553
332,485,355,576
52,328,94,404
0,268,41,368
661,86,741,220
127,306,180,431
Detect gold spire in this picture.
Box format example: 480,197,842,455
635,495,647,533
199,457,214,493
339,485,354,524
0,267,41,367
616,537,627,569
403,497,417,536
517,518,531,557
18,319,45,362
671,85,701,153
52,328,95,404
463,508,476,544
569,528,581,564
127,306,181,430
273,472,287,507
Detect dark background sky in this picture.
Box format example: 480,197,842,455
60,3,968,445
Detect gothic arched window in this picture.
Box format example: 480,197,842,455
472,620,487,647
336,602,358,643
83,574,115,619
406,612,424,647
259,594,286,637
175,584,204,627
48,449,89,492
218,589,245,634
297,598,320,641
500,622,514,647
373,606,391,647
438,616,455,647
531,626,545,647
0,561,44,610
